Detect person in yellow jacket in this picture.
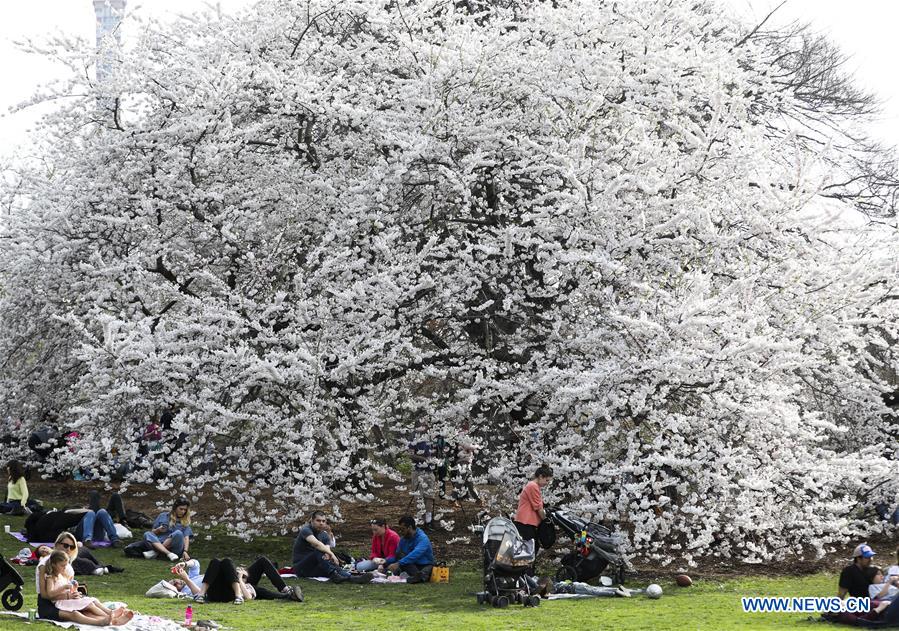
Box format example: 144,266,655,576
1,459,28,515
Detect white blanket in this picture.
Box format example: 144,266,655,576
1,609,185,630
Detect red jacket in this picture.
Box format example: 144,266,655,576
371,527,400,560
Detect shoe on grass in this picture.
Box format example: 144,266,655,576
349,573,374,585
288,586,304,602
106,566,125,574
233,597,244,605
166,552,179,562
143,550,158,559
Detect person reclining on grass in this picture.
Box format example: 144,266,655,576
868,566,899,602
292,511,371,584
381,515,434,584
174,557,303,604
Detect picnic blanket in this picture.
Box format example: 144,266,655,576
7,531,110,548
0,610,185,630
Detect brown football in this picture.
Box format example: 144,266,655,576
675,574,692,587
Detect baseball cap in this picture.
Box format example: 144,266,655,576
852,544,875,559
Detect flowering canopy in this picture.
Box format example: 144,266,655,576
1,0,897,561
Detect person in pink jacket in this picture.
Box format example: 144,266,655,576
355,518,400,572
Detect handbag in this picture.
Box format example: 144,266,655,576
145,580,182,598
429,563,450,583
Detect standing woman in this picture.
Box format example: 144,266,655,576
143,498,193,562
1,460,28,515
513,465,553,557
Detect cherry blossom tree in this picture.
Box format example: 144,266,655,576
1,0,897,560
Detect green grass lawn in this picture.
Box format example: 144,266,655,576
0,512,839,630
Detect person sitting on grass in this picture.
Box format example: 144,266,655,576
292,511,371,584
868,566,899,602
38,549,133,625
1,460,29,515
381,515,434,584
143,497,193,562
838,543,876,599
174,557,303,604
355,518,400,572
37,531,124,577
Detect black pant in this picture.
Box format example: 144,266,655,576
72,548,103,575
203,558,240,602
88,490,126,523
400,563,433,583
246,556,287,600
513,521,539,575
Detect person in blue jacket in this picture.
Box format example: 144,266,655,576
383,515,434,584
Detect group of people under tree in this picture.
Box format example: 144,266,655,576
407,424,481,530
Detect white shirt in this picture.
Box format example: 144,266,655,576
869,581,899,601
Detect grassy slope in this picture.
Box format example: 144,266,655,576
0,513,833,630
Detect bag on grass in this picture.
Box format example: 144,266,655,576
146,580,182,599
114,523,132,539
125,509,154,529
430,563,450,583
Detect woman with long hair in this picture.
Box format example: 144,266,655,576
0,460,28,514
143,497,194,561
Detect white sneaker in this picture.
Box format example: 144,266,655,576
143,550,158,559
166,552,179,562
93,568,105,576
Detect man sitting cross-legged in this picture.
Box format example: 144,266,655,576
382,515,435,584
291,511,371,584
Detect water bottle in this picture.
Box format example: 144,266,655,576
184,605,192,626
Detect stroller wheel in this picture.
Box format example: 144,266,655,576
527,595,541,607
494,596,509,608
555,565,578,583
2,588,23,612
476,592,485,605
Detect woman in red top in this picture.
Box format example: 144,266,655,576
514,465,553,556
355,519,400,572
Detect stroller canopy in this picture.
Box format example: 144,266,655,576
483,517,534,568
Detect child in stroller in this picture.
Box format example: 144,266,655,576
476,517,542,608
548,508,629,585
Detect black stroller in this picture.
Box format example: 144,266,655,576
476,517,541,608
549,508,628,584
0,557,25,611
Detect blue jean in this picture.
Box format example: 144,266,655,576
144,529,185,555
75,509,118,543
355,559,378,572
0,500,22,513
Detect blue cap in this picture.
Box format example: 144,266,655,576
853,544,875,559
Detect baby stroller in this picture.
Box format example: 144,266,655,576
0,557,25,611
476,517,541,608
549,508,628,584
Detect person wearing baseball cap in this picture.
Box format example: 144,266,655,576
838,544,876,599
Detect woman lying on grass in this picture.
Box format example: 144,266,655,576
172,557,303,604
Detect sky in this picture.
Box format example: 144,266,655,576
1,0,898,158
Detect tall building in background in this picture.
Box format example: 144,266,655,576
93,0,126,82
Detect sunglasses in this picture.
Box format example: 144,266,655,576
59,543,76,550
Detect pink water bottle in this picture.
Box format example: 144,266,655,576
184,605,192,626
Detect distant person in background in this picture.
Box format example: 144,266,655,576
409,430,436,530
143,498,193,562
452,424,481,503
355,519,400,572
514,464,553,559
1,460,29,515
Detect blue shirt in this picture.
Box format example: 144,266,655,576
386,528,434,567
153,512,194,539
